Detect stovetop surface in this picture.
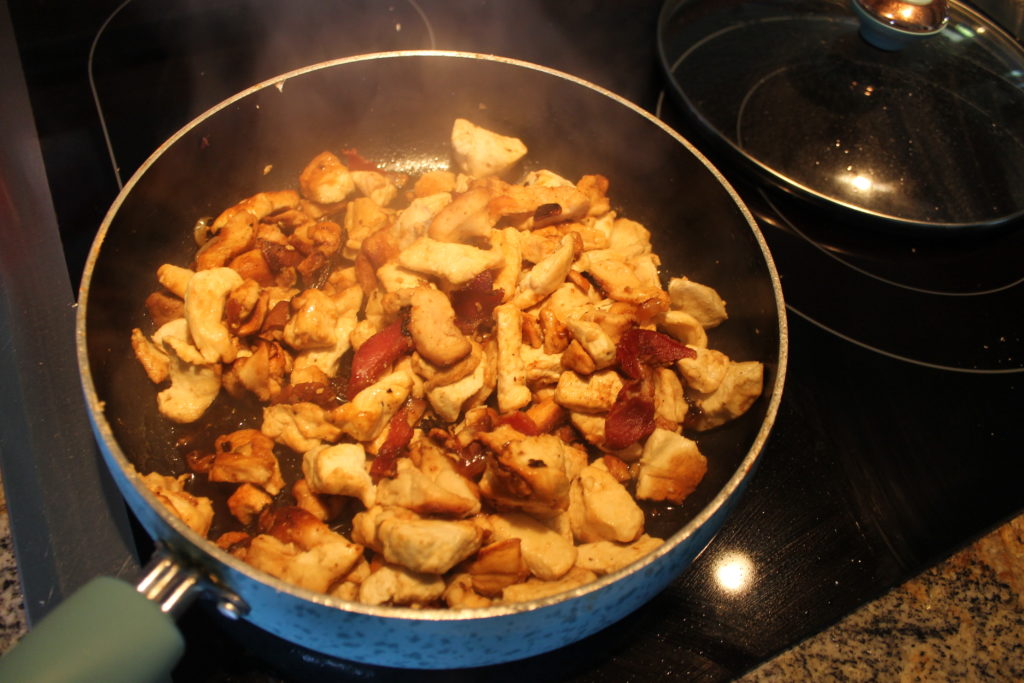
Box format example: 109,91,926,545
6,0,1022,680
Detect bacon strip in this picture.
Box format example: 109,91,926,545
603,379,656,450
616,327,697,380
496,411,540,436
346,319,413,397
451,270,503,334
370,400,417,482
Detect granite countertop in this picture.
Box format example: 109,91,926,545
1,471,1021,679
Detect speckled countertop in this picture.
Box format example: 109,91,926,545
1,470,1021,679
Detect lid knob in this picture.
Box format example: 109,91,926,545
852,0,950,50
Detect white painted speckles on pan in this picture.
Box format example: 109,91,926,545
0,477,27,653
740,515,1024,682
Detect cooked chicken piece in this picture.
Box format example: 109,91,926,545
606,217,653,257
391,192,452,250
462,337,498,412
131,327,170,384
667,276,728,328
241,533,362,594
657,310,708,348
184,267,244,364
262,402,342,453
299,151,355,204
598,454,632,483
330,558,373,602
375,262,428,294
414,170,457,197
444,573,493,609
291,478,343,522
228,339,291,402
539,308,570,354
151,319,222,424
351,169,398,207
349,505,412,550
563,314,617,369
451,118,527,178
283,289,339,351
199,191,302,271
576,249,664,304
513,234,575,309
568,464,645,544
291,285,362,378
489,184,590,229
501,566,597,603
197,216,256,272
631,253,662,291
428,184,502,243
377,516,483,574
524,398,567,433
490,228,522,304
518,229,571,265
652,366,688,426
560,339,596,375
223,279,266,337
544,509,575,543
677,345,730,394
543,282,596,324
226,247,275,286
343,197,393,259
407,286,471,367
227,483,273,525
302,442,376,508
577,174,611,217
465,538,530,596
156,263,193,299
328,369,412,442
398,237,504,287
141,472,214,538
569,411,606,448
635,428,708,504
585,300,641,344
478,431,575,518
376,457,479,518
488,512,576,581
412,338,481,392
569,412,644,461
410,439,481,503
290,220,343,261
212,190,302,234
358,564,447,606
575,534,664,575
493,303,532,413
427,360,486,423
522,169,574,188
393,356,426,403
519,345,564,387
144,291,185,328
688,361,764,431
554,369,624,414
210,429,285,495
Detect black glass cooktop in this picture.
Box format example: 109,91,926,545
5,0,1022,680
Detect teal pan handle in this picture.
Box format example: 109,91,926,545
0,576,184,683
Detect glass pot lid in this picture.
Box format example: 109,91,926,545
658,0,1024,230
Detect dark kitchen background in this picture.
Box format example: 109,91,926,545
1,0,1022,680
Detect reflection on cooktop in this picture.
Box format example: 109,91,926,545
755,186,1023,372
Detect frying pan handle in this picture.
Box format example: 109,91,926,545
0,576,184,683
0,551,245,682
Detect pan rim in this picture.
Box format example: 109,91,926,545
76,49,788,624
